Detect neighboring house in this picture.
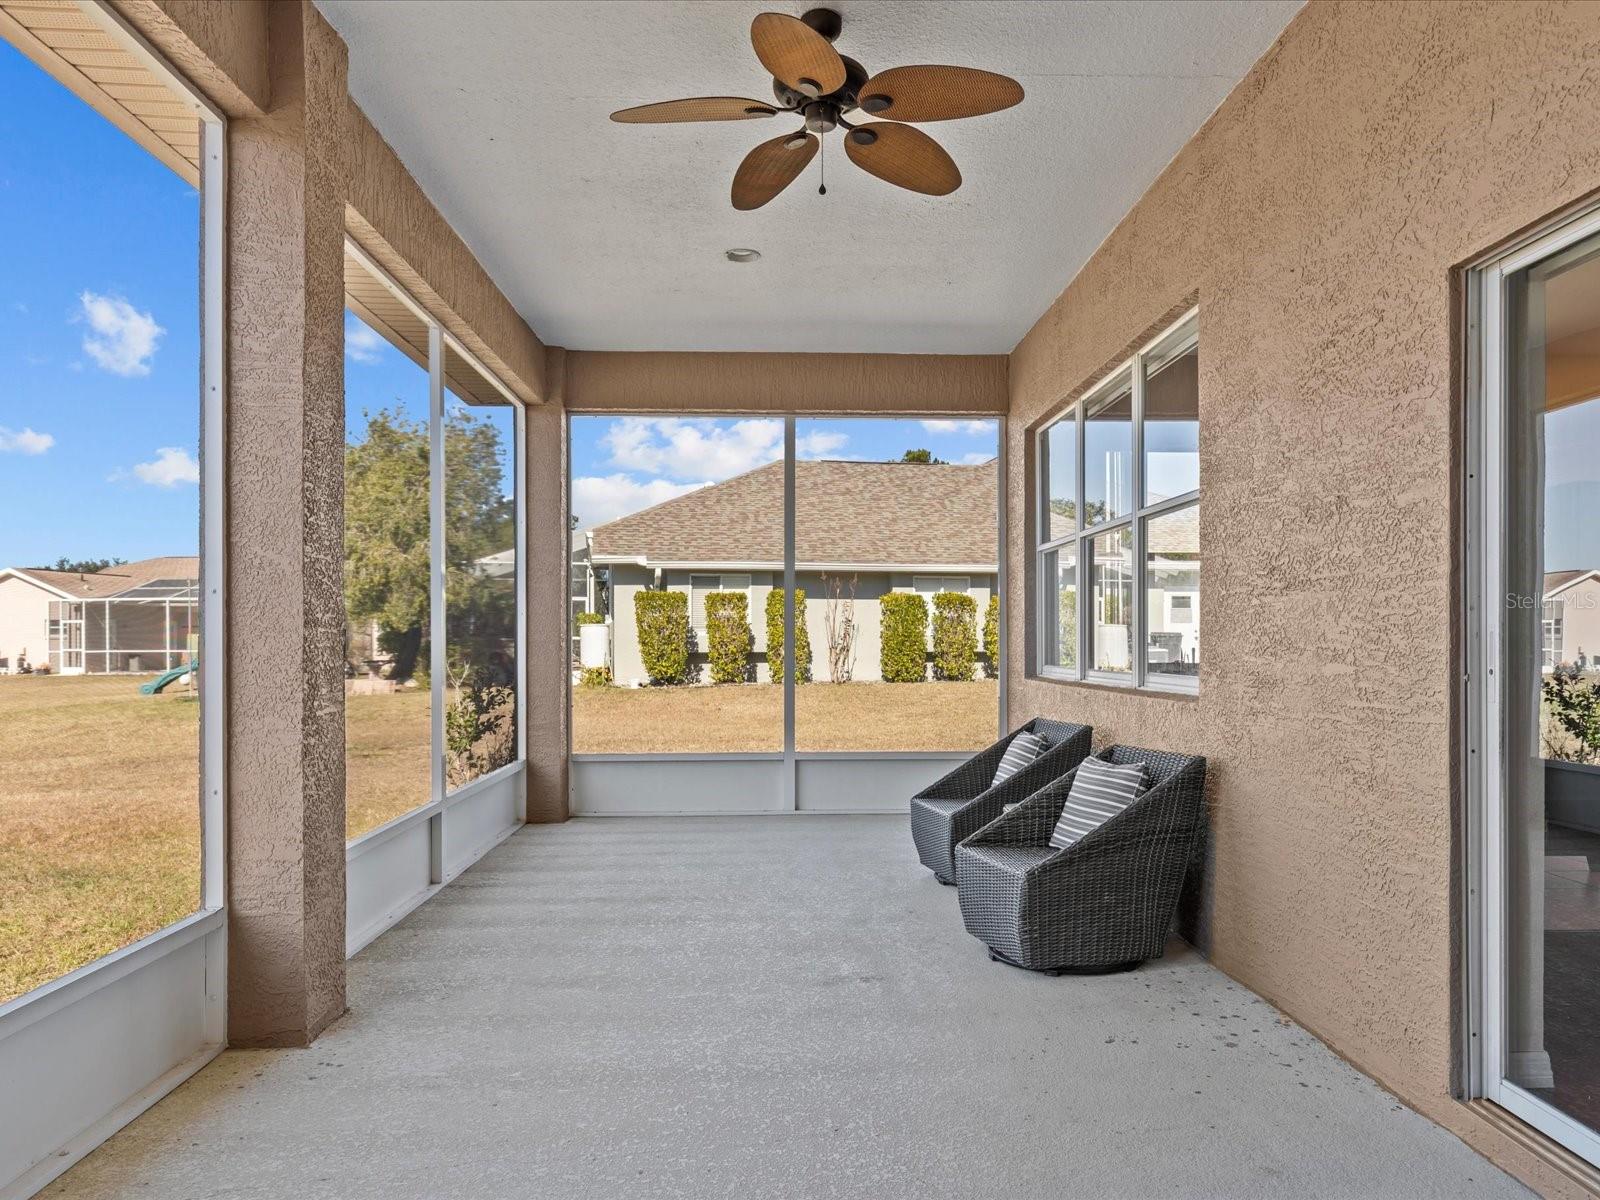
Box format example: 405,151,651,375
0,557,199,675
584,460,999,685
1543,569,1600,670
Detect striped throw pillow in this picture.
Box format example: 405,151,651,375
1048,757,1145,850
990,730,1047,789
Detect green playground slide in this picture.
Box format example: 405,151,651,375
140,662,196,695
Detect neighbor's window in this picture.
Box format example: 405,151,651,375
0,38,204,1002
1036,311,1199,690
691,574,751,633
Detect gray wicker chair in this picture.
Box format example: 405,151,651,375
909,718,1093,885
954,744,1207,973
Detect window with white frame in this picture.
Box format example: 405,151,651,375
690,574,752,630
1035,311,1200,690
1543,606,1563,671
912,575,970,595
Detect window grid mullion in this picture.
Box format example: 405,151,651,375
1032,309,1198,688
1132,348,1147,688
1075,398,1086,679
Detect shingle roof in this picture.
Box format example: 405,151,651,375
589,460,998,568
1042,502,1198,558
12,556,199,599
1547,570,1600,597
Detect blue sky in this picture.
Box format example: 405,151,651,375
570,416,998,531
0,39,201,568
343,311,517,499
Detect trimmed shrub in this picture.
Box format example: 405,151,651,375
932,592,978,681
635,590,689,685
982,594,1000,679
575,610,605,627
880,592,929,683
705,591,752,684
577,665,611,688
764,587,812,683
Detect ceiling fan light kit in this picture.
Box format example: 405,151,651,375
609,8,1024,209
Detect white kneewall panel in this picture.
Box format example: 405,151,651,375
572,757,786,815
572,754,968,816
0,920,222,1199
795,755,967,813
346,814,435,958
443,765,524,878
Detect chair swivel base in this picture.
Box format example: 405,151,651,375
987,947,1141,976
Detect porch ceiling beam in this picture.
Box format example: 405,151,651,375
560,349,1008,416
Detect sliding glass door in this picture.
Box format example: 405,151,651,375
1474,215,1600,1162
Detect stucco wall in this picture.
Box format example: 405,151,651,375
1003,1,1600,1191
109,0,270,118
223,0,349,1047
563,350,1006,415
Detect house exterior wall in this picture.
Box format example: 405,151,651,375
1551,578,1600,669
0,576,49,672
1004,2,1600,1192
600,568,995,687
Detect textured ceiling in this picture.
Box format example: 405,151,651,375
316,0,1302,354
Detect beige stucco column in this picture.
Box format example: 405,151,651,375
225,0,349,1047
524,348,569,822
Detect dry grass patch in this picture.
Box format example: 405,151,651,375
346,687,431,839
572,680,999,753
0,676,435,1004
0,674,200,1003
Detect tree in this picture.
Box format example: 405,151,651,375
900,448,947,464
43,557,125,575
1544,665,1600,765
345,409,430,678
344,405,515,682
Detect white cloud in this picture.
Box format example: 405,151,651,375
346,319,385,365
601,417,783,482
79,291,164,377
127,446,199,487
920,419,996,436
599,418,857,481
0,426,53,455
796,429,849,459
960,452,997,466
572,473,709,530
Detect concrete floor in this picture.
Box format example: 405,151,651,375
48,816,1527,1200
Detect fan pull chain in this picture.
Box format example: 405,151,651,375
819,134,826,196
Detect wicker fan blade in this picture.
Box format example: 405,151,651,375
750,12,845,98
844,123,961,196
857,65,1024,123
611,97,779,123
732,130,818,210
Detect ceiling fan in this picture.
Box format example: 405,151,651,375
610,8,1024,210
